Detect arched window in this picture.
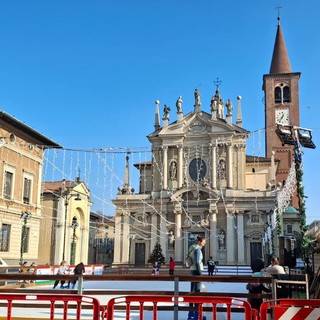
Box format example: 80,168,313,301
274,84,291,104
275,87,282,103
283,86,290,103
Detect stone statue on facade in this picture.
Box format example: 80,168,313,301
210,95,218,114
168,230,175,248
163,105,170,119
194,89,201,106
226,99,233,116
176,96,183,113
218,231,225,249
170,161,177,180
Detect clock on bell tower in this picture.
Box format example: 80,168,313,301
263,17,301,200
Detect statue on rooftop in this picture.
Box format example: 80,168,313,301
194,89,201,106
226,99,233,116
176,96,183,113
163,105,170,119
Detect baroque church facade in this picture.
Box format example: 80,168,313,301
112,18,302,266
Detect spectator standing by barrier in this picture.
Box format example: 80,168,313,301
71,262,85,289
168,257,175,275
188,236,206,320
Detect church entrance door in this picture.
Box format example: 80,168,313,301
135,243,145,266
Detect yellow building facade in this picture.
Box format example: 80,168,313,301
0,111,60,265
40,179,91,266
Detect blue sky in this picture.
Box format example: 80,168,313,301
0,1,319,223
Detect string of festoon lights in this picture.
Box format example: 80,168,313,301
275,163,297,235
40,125,299,244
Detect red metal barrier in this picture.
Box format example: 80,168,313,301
260,298,320,320
0,293,101,320
105,295,255,320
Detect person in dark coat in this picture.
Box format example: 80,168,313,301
246,272,271,311
207,256,215,275
71,262,85,289
251,257,265,273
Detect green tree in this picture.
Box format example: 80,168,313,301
148,242,166,265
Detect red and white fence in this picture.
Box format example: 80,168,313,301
0,293,101,320
105,295,256,320
260,298,320,320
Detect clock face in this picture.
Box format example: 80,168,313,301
275,109,289,125
189,158,207,181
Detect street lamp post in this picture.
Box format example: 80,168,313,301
20,211,31,266
62,191,81,262
70,219,79,265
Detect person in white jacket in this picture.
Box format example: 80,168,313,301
265,257,286,275
53,260,69,289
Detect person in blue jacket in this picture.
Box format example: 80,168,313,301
187,236,206,320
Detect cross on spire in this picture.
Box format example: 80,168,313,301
275,5,282,24
213,77,222,91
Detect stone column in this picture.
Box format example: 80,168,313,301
209,209,217,261
150,213,157,252
80,200,91,264
162,146,168,190
121,213,130,263
160,211,167,256
226,213,235,263
237,213,245,264
227,144,233,188
178,146,183,188
113,214,122,264
211,144,217,189
54,197,65,265
174,205,183,264
238,145,246,189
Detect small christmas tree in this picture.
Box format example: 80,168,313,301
148,242,166,265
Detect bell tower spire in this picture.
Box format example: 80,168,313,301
269,14,292,74
263,13,301,208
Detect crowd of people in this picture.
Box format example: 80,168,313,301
18,260,86,289
184,236,290,319
247,256,288,312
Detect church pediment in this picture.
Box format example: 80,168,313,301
73,182,90,197
183,113,242,136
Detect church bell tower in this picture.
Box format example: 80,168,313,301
263,16,301,195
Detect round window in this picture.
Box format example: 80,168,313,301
189,158,207,181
